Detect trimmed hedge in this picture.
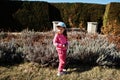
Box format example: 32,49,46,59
102,2,120,35
52,3,105,29
0,1,105,31
13,1,52,31
0,1,120,34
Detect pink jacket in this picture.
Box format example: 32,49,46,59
53,33,68,50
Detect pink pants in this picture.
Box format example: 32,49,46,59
57,49,67,72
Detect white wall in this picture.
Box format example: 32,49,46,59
87,22,98,33
52,21,60,32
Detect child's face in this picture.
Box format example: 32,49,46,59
57,26,65,34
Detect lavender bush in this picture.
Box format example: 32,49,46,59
0,30,120,67
0,39,23,65
68,32,120,66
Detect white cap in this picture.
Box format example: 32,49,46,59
56,22,66,28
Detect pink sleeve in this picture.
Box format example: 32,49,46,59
66,41,69,46
53,34,63,47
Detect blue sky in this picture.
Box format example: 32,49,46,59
28,0,120,4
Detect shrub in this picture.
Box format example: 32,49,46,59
12,30,59,67
0,31,120,67
13,2,51,31
107,35,120,51
102,20,120,35
102,3,120,35
0,39,24,65
18,31,120,67
52,3,105,29
67,32,120,66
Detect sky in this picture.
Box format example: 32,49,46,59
28,0,120,4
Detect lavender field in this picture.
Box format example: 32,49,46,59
0,30,120,80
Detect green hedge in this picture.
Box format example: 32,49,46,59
1,1,120,32
13,1,51,31
103,2,120,26
52,3,105,29
102,2,120,35
13,2,105,31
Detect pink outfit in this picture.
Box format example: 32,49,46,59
53,33,68,72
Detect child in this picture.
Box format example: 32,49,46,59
53,22,68,76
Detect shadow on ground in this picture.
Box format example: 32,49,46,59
66,64,95,74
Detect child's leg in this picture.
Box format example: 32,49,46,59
57,50,66,72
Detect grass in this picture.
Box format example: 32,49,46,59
0,62,120,80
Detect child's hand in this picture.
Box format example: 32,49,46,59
63,44,68,48
63,44,66,47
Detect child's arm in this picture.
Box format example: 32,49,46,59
53,34,63,47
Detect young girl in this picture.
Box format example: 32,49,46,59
53,22,68,76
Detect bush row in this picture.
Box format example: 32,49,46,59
0,31,120,67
